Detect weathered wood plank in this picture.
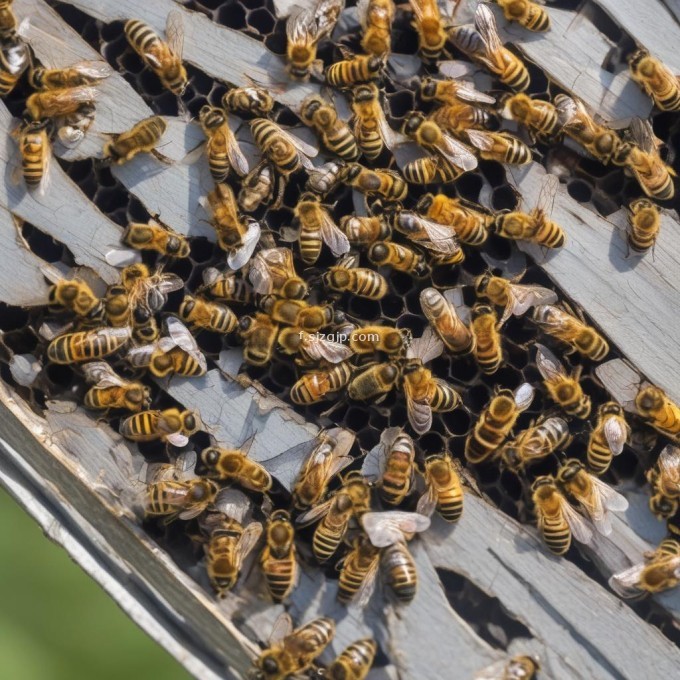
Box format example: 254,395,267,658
507,162,680,407
661,0,680,24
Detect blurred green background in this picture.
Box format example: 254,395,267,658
0,488,189,680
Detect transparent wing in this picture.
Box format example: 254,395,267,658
278,125,319,160
513,382,535,411
303,335,354,363
320,213,351,257
603,416,628,456
451,81,496,105
609,563,645,598
224,124,250,177
227,221,261,270
248,252,275,295
628,117,657,153
105,246,142,267
296,497,334,527
126,344,156,367
287,7,317,43
405,386,432,435
444,287,471,325
561,500,594,545
474,3,503,57
236,522,264,563
466,129,496,152
166,317,200,354
503,283,558,324
269,612,294,645
70,60,113,81
96,327,132,343
166,432,190,447
82,361,126,388
535,342,567,382
361,510,431,547
591,476,629,513
412,215,462,257
356,0,370,28
658,445,680,483
436,133,478,172
536,173,558,216
438,59,479,80
166,10,185,58
473,658,510,680
377,107,408,151
555,95,579,126
329,427,356,459
415,480,438,517
214,488,251,521
407,326,444,363
355,554,380,608
174,451,198,478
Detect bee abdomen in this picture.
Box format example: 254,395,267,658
312,527,342,562
125,20,160,54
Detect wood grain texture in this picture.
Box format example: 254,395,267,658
661,0,680,23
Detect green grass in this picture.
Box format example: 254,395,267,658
0,489,190,680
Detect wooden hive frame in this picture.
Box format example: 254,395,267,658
1,0,680,678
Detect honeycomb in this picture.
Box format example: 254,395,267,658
1,0,679,669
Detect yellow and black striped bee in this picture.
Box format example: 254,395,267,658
294,192,350,265
300,94,360,161
82,361,151,413
466,129,532,165
102,115,167,165
179,294,238,334
123,220,190,258
0,0,17,38
359,0,395,57
290,362,354,405
120,407,199,446
409,0,449,61
368,241,429,277
47,327,132,364
629,49,680,112
470,304,503,374
259,510,298,603
326,53,385,87
587,402,630,476
197,105,249,181
339,214,392,246
627,198,661,254
342,163,408,201
500,93,559,139
491,0,551,32
327,639,377,680
337,532,381,605
535,343,591,419
417,453,464,523
222,84,274,117
610,538,680,598
29,60,112,90
0,35,29,96
322,253,388,299
47,278,104,323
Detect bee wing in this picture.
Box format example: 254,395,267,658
355,553,380,608
608,562,645,599
302,335,354,363
361,510,431,547
443,287,471,325
603,417,629,456
628,116,657,153
555,95,580,126
278,125,319,163
70,60,113,81
356,0,370,28
224,125,250,177
535,342,567,382
320,213,351,257
561,500,594,545
416,478,438,518
269,612,294,645
513,382,535,411
452,81,496,105
248,251,275,294
438,60,478,80
501,283,558,325
157,273,185,296
165,317,207,372
166,10,185,59
175,450,198,478
5,42,29,75
591,476,629,514
105,246,142,267
377,107,409,151
96,327,132,343
82,361,126,388
227,221,261,270
473,659,512,680
418,216,463,257
328,426,356,459
287,6,317,41
405,387,432,435
407,325,444,363
214,488,250,521
178,503,208,521
536,173,558,216
474,4,503,58
144,461,175,483
126,344,156,367
236,522,264,562
436,133,478,172
658,445,680,484
296,497,334,527
466,129,496,152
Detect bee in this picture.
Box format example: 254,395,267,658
0,0,16,37
420,288,474,356
82,361,150,412
417,453,464,523
500,93,559,139
368,241,429,276
428,102,492,137
620,117,676,201
358,0,395,56
222,84,274,117
465,383,535,464
13,117,51,192
627,197,661,254
343,163,407,201
417,193,492,246
197,105,248,182
337,533,381,605
125,11,187,95
248,248,305,300
47,278,104,322
47,326,131,364
25,85,96,122
470,304,502,374
532,303,609,361
555,95,626,165
402,154,465,185
587,402,630,476
260,510,298,603
369,428,416,506
300,94,360,161
490,0,550,32
199,446,272,492
294,192,351,264
123,219,190,258
557,458,629,535
402,113,478,181
629,49,680,112
238,313,280,367
327,639,377,680
348,361,401,402
200,182,261,270
409,0,449,61
278,327,353,364
239,162,276,212
323,253,388,299
420,75,496,107
199,268,252,304
634,384,680,443
297,471,371,562
535,343,591,419
361,510,431,604
102,115,167,165
179,294,238,334
350,82,400,160
339,214,392,246
451,4,530,91
306,159,348,195
501,416,570,472
647,445,680,519
466,129,532,165
292,428,354,509
261,297,334,332
390,208,464,265
127,317,207,378
348,325,409,355
254,614,335,680
290,362,354,405
120,407,199,446
326,53,385,87
474,655,540,680
0,37,29,96
610,538,680,598
29,61,112,90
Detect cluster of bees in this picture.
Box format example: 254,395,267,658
3,0,680,676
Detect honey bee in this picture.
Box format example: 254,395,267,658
531,475,593,555
238,313,279,367
587,402,630,476
0,37,29,96
102,115,168,165
390,208,464,265
402,154,465,185
532,303,609,361
557,458,629,535
326,53,385,87
327,639,377,680
199,446,272,492
501,416,570,472
294,192,351,264
323,253,388,300
259,509,298,603
290,362,354,404
199,268,253,304
82,361,150,412
367,241,429,276
254,614,335,680
197,105,248,182
500,93,559,139
239,162,277,212
428,102,492,137
647,445,680,519
409,0,449,61
466,129,532,165
292,428,354,508
474,655,540,680
451,4,530,91
47,278,104,322
470,304,502,374
306,159,348,195
490,0,550,32
634,384,680,443
554,94,626,165
25,85,96,122
337,532,381,605
125,11,187,95
120,407,199,446
13,118,51,192
179,294,238,334
609,538,680,598
367,427,416,506
29,61,112,90
627,197,661,254
297,471,371,562
420,288,474,355
417,453,464,523
350,82,401,160
421,75,496,107
0,0,16,38
300,94,360,161
222,84,274,117
261,297,334,332
621,117,676,201
278,327,353,365
339,214,392,245
248,248,307,300
123,220,190,258
342,163,408,201
348,325,409,355
361,510,431,604
465,383,534,464
47,326,131,364
348,361,401,402
417,193,492,246
127,316,207,378
629,49,680,112
358,0,395,56
535,343,591,419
